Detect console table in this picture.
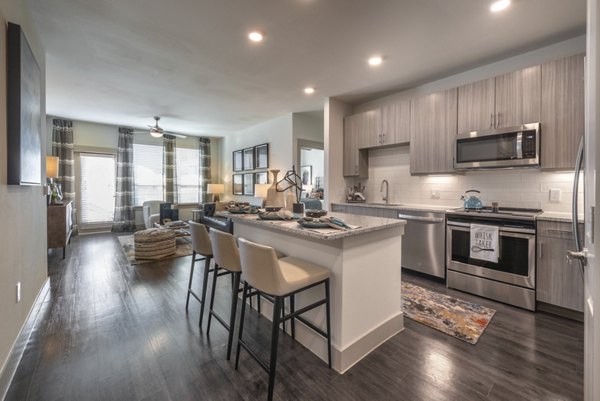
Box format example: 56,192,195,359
47,201,73,258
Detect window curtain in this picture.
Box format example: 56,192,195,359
112,128,135,232
163,135,177,204
198,138,212,203
52,119,77,234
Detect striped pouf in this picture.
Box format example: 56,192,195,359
134,228,176,260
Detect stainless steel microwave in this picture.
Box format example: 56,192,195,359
454,123,540,170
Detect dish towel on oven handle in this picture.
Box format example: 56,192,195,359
470,224,499,263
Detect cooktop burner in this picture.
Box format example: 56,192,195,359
447,206,543,221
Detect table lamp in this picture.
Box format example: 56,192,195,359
46,156,62,205
254,184,270,207
207,183,225,202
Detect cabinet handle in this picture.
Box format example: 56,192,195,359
538,240,542,259
496,112,500,128
490,113,494,129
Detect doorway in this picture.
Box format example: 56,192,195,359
76,152,116,233
297,140,324,201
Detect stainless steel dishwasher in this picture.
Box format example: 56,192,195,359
397,210,446,279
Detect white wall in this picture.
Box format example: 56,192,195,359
0,0,48,382
221,114,294,204
360,146,582,213
334,35,587,213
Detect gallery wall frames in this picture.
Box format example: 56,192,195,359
231,143,269,195
7,22,43,186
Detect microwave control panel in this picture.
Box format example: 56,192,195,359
522,131,537,159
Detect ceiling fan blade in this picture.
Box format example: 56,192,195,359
164,131,187,139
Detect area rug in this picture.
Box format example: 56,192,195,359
118,235,193,265
402,282,496,345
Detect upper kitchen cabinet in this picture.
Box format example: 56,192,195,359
410,88,458,174
381,99,411,145
540,53,585,169
343,114,368,177
355,109,382,149
457,65,541,133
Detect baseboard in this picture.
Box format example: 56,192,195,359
0,277,50,401
537,301,584,322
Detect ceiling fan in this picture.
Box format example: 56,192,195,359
132,116,187,139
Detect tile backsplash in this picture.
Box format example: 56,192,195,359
349,146,583,213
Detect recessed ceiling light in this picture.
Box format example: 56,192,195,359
248,31,263,42
368,56,383,66
490,0,510,12
304,87,315,95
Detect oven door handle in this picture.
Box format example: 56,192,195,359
447,223,536,237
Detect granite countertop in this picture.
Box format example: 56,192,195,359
537,211,584,224
220,212,405,240
333,202,453,213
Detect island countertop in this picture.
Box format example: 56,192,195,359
218,212,405,241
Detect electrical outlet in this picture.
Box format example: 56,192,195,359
549,188,561,203
431,189,440,199
16,282,21,303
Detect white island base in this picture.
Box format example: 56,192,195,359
232,213,405,373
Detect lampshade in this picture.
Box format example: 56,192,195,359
254,184,270,198
207,183,225,194
46,156,59,179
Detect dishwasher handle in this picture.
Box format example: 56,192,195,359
397,213,445,223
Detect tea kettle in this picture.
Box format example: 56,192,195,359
461,190,483,210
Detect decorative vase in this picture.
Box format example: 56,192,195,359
265,169,285,209
292,202,305,215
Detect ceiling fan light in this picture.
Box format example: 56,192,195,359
150,131,163,138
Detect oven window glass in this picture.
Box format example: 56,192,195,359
451,229,530,276
456,132,518,163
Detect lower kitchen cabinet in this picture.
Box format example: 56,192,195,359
536,220,584,313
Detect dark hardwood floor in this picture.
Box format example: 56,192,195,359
5,233,583,401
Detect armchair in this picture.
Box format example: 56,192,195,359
142,200,162,229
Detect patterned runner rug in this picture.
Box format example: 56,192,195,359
118,235,193,265
402,282,496,345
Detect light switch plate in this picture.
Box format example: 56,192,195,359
549,189,561,203
431,189,440,199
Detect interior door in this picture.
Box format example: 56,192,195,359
584,1,600,398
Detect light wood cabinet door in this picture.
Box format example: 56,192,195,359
382,99,410,145
541,54,585,169
457,78,495,134
343,115,368,177
495,65,541,128
537,221,585,312
356,109,382,149
410,88,458,174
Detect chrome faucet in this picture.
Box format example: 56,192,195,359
380,179,389,204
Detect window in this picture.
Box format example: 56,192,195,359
176,147,200,203
79,153,116,224
133,142,201,205
133,143,163,204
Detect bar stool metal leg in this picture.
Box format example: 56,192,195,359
206,264,220,334
267,296,282,401
227,272,241,360
185,251,197,311
325,279,332,368
198,256,212,328
290,294,296,340
235,282,249,370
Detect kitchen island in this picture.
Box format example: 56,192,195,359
224,212,405,373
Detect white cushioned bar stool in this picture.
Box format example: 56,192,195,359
235,238,332,401
186,221,214,328
206,229,243,360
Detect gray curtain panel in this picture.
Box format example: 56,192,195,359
198,138,212,203
163,135,177,204
112,128,136,232
52,119,77,234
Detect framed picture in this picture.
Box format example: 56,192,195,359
243,173,254,195
7,22,42,186
232,174,243,195
243,148,254,171
233,150,243,172
255,171,268,185
301,165,312,186
254,143,269,169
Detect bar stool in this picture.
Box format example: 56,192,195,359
235,238,332,401
186,221,213,328
206,229,242,360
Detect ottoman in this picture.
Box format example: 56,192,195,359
134,228,176,260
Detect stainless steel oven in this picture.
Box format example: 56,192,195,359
446,208,540,311
454,123,540,170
